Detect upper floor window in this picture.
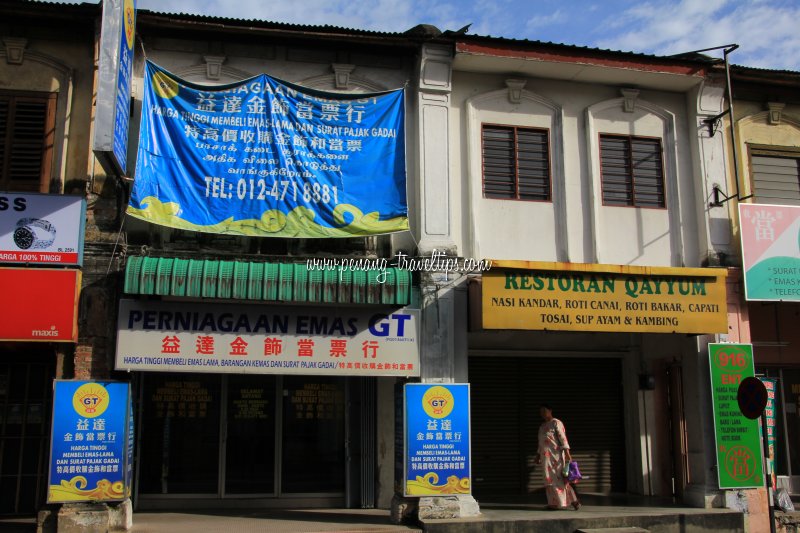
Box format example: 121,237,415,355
0,91,56,192
750,151,800,206
482,124,551,201
600,134,665,208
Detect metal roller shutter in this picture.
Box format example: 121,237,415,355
470,356,626,496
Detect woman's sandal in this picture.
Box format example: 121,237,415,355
572,501,582,510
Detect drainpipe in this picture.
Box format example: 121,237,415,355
672,44,747,207
723,45,742,201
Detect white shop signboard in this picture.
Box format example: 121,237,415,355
115,299,420,377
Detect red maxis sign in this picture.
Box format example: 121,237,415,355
0,267,81,342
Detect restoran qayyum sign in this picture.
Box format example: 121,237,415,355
482,261,728,334
128,61,407,238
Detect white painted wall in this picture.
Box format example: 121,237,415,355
449,71,705,268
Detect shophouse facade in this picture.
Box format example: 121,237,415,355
2,1,788,530
0,1,96,516
2,0,441,521
412,32,773,529
722,64,800,498
99,8,441,513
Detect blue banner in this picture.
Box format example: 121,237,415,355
129,61,408,238
404,384,471,496
48,381,132,502
112,0,135,174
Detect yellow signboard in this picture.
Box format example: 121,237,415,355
482,261,728,334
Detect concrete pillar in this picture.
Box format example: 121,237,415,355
415,44,456,255
683,269,771,531
391,275,479,522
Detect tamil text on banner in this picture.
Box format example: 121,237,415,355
708,343,764,489
129,61,407,238
115,299,420,377
482,261,728,334
404,383,471,496
48,381,133,502
739,203,800,301
0,193,86,266
0,268,81,342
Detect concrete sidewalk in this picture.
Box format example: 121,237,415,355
130,509,421,533
0,496,746,533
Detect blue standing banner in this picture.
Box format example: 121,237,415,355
404,383,471,496
129,61,408,238
48,381,133,503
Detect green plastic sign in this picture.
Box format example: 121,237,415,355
709,343,764,489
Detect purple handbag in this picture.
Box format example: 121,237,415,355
567,460,583,482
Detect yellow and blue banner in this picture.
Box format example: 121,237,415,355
129,61,408,238
48,381,133,502
404,384,471,496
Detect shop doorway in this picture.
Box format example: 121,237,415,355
0,350,55,515
469,356,627,497
135,373,354,505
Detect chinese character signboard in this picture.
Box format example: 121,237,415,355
0,268,80,342
0,193,86,266
48,381,133,502
115,299,420,376
760,377,778,489
404,384,471,496
739,203,800,301
482,261,728,334
92,0,136,176
128,61,407,238
708,343,764,489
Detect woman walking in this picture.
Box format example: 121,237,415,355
535,404,581,510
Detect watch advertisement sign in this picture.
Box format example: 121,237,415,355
708,343,764,489
739,203,800,301
0,267,81,342
404,383,471,496
0,193,86,266
115,299,420,377
48,381,134,503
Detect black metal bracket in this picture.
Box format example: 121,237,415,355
709,185,753,208
704,109,730,137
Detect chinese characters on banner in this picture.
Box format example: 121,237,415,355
48,381,133,502
760,377,778,490
404,384,471,496
290,383,344,421
150,380,213,419
129,61,407,238
115,300,420,377
708,343,764,489
739,203,800,301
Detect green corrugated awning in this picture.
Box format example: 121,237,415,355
123,256,411,305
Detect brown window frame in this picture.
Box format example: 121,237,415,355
481,123,552,202
599,133,666,209
0,90,57,193
747,143,800,205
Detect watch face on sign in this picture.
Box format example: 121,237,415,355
13,218,56,250
13,226,35,249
